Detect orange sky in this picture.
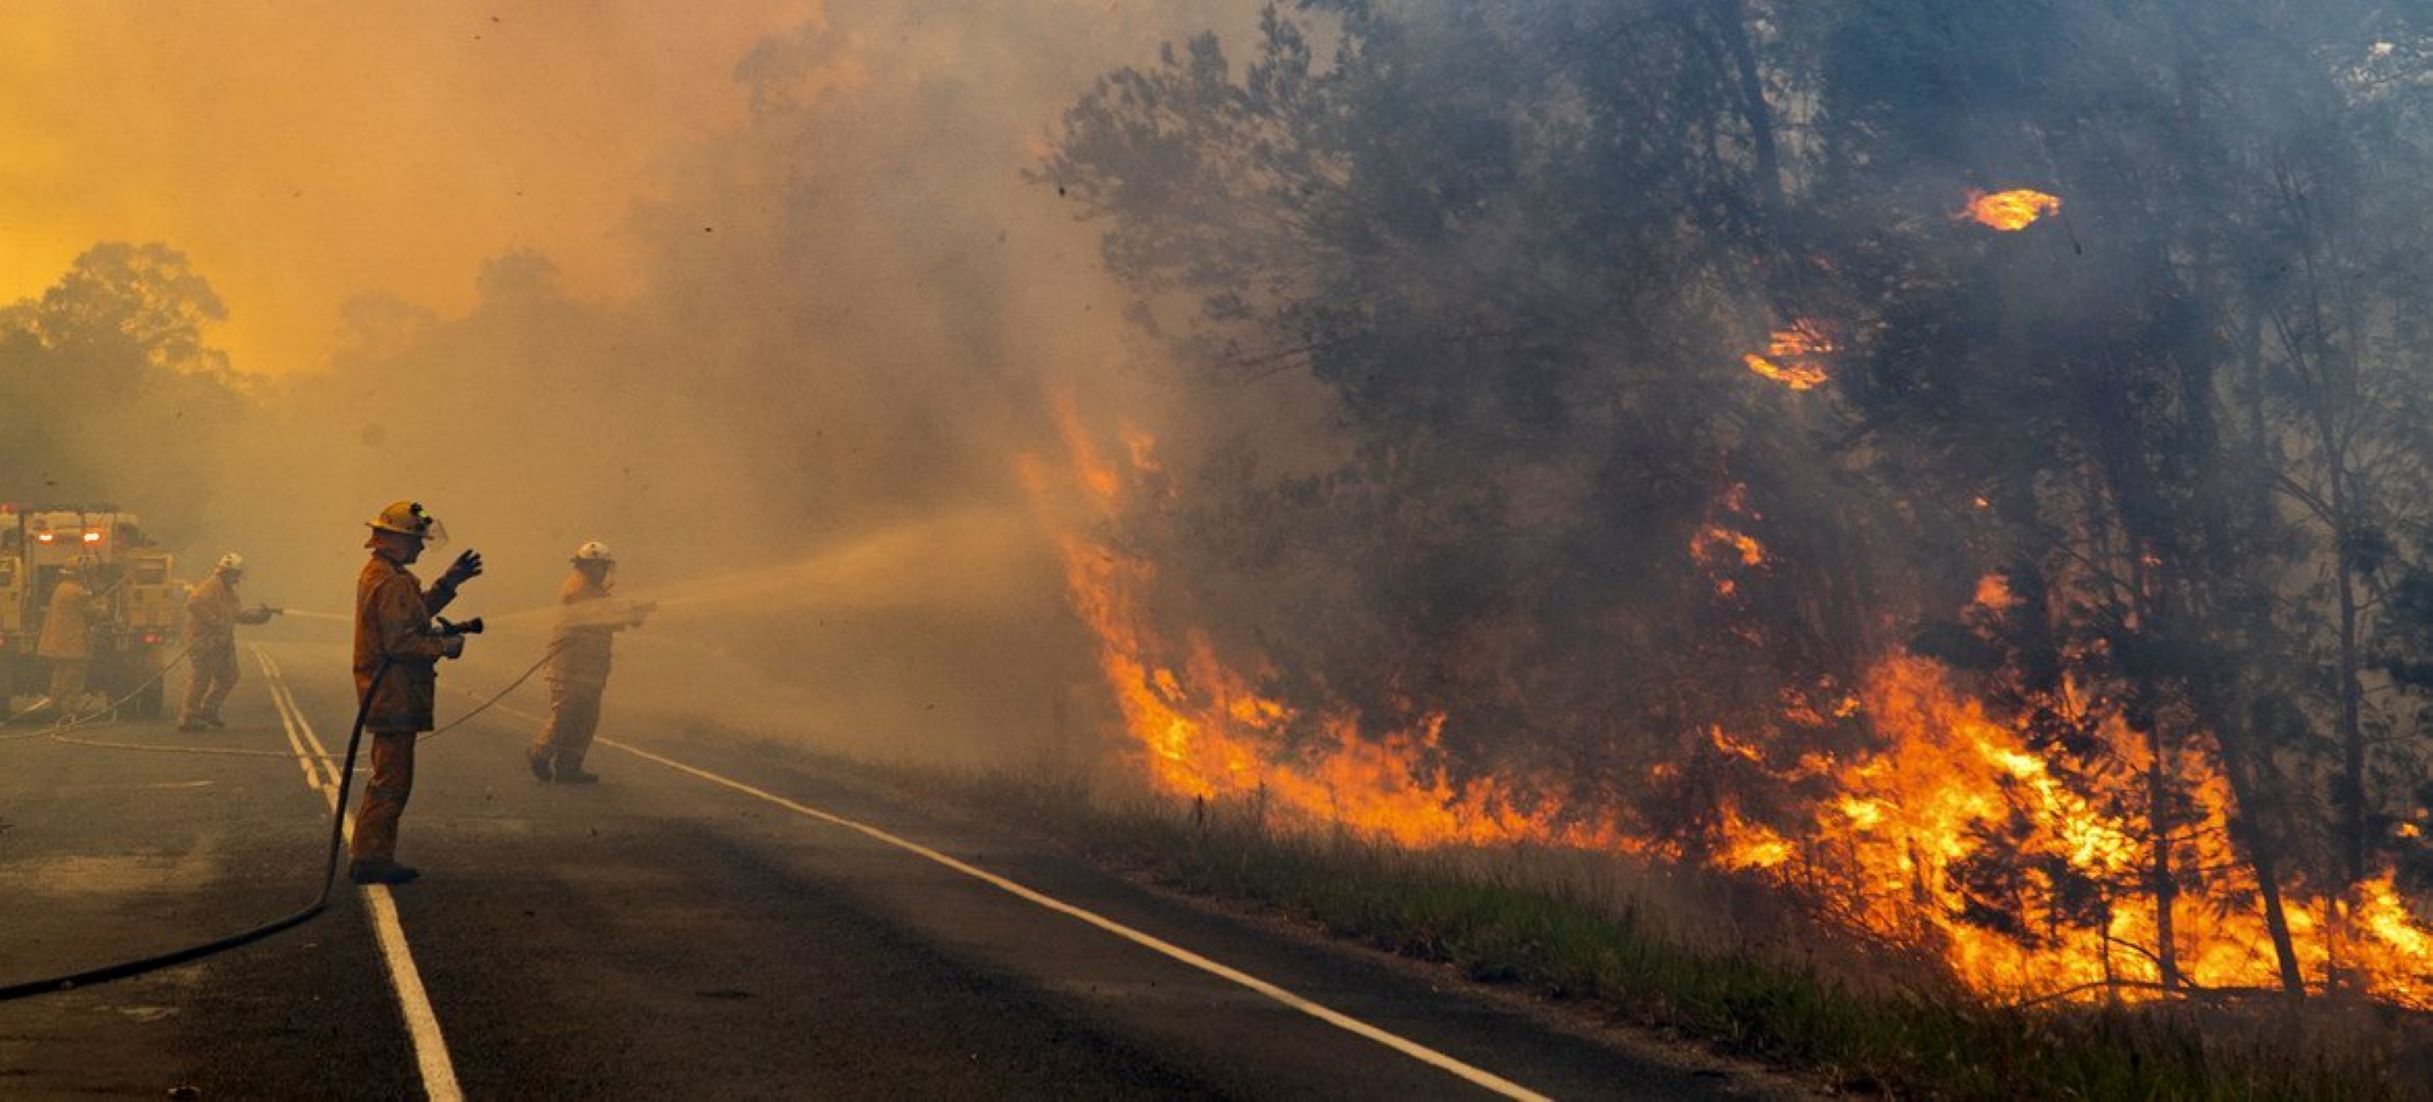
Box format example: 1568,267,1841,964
0,2,815,374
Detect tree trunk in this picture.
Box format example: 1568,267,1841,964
1705,0,1783,214
2217,732,2306,997
2145,726,2182,992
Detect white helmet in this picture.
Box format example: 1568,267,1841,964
216,552,245,573
572,541,615,564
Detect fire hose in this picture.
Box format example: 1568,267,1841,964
0,642,199,742
0,656,384,1002
0,615,495,1002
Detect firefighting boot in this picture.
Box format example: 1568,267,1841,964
526,746,553,783
555,766,600,785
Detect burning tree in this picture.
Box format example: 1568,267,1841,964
1041,0,2433,1005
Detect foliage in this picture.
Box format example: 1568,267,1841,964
1047,0,2433,995
0,243,246,532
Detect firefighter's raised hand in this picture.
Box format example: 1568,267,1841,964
443,549,484,587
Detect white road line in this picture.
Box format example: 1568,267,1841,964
254,647,466,1102
446,684,1550,1100
597,735,1555,1102
255,651,332,794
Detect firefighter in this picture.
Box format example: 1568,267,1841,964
527,541,652,784
178,552,280,731
37,557,109,718
350,500,482,885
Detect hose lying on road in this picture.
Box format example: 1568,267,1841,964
0,632,568,1000
0,659,385,1003
0,644,197,743
20,641,564,761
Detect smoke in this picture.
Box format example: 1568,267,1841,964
0,1,1262,765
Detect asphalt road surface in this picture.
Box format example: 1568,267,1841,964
0,640,1773,1099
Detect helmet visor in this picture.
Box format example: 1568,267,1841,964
368,515,449,549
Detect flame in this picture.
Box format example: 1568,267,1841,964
1692,526,1766,568
1961,188,2063,231
1035,408,2433,1008
1691,484,1768,597
1743,321,1834,390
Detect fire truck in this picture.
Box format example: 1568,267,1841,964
0,505,185,718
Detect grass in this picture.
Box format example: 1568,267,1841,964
894,763,2431,1101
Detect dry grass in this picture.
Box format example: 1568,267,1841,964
894,756,2433,1101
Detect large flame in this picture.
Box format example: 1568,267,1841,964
1034,409,2433,1007
1961,188,2064,231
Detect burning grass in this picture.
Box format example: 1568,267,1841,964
647,700,2430,1098
1022,404,2433,1015
912,761,2433,1100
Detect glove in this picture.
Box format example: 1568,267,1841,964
632,600,659,625
440,634,466,660
442,549,484,588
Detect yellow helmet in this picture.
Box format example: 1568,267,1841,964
365,500,448,545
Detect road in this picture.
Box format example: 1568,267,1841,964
0,639,1770,1099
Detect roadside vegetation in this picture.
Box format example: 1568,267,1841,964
840,749,2429,1101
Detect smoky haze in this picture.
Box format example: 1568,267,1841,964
20,0,2433,1013
21,1,1264,767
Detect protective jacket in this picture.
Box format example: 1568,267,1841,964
37,579,106,660
546,572,641,691
186,573,271,653
353,554,461,732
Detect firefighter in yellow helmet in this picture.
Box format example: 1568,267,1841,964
527,540,652,784
36,556,109,718
351,500,482,885
177,552,280,731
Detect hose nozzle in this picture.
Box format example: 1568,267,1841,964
436,616,484,637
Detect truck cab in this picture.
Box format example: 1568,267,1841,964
0,504,184,717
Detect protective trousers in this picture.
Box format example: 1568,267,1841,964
182,645,240,723
533,680,603,771
47,659,88,708
350,731,417,863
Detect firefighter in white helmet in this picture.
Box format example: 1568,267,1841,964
178,552,281,731
35,556,109,718
527,540,652,784
351,500,483,885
